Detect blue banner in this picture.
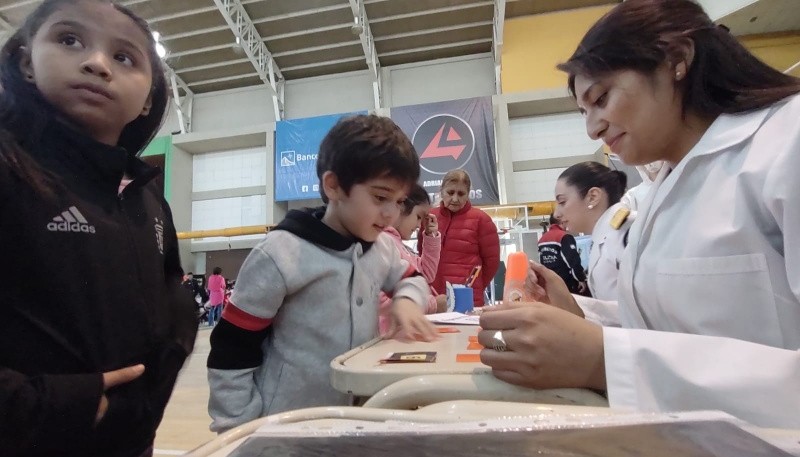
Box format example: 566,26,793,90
275,112,366,201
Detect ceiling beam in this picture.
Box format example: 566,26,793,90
271,40,361,58
213,0,285,119
177,58,251,74
377,38,492,58
252,4,350,24
493,0,506,94
261,23,351,42
374,20,494,42
281,56,366,72
164,66,194,134
189,72,260,87
348,0,382,108
369,1,494,23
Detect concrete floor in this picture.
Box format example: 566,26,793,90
154,327,216,455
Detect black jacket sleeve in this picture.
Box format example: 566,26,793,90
0,367,103,453
560,234,587,282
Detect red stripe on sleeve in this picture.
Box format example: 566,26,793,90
222,303,272,331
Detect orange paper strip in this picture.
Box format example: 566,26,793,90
468,336,479,343
467,342,484,350
456,353,482,363
437,327,461,334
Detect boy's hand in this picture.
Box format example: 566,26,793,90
424,214,438,236
387,297,438,342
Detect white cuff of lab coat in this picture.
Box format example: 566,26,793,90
603,326,638,412
574,295,621,327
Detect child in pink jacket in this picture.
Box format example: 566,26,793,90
379,185,446,334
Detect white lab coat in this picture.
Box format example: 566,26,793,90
605,93,800,428
574,203,633,326
587,202,633,301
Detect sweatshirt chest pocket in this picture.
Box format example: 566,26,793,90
655,253,781,347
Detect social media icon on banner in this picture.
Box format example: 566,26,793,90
312,184,319,192
280,150,296,167
301,185,309,193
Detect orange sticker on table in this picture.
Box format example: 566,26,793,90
437,327,461,333
456,353,482,363
467,342,484,350
468,336,479,343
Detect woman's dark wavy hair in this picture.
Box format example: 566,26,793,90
0,0,168,189
559,161,627,206
557,0,800,117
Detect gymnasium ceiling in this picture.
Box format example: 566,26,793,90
0,0,796,96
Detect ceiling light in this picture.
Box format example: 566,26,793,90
151,30,168,59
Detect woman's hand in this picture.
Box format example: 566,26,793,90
526,261,584,317
477,302,606,390
387,297,439,342
95,364,145,425
424,214,438,236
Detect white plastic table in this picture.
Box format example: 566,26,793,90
186,400,800,457
330,324,486,397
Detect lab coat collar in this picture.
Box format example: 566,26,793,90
680,105,773,161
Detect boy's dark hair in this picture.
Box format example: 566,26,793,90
212,267,222,275
316,114,420,203
0,0,169,191
557,0,800,118
401,184,431,216
559,161,627,205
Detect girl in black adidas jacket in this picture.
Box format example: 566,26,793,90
0,1,197,456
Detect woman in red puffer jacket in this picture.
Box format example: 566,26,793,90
418,170,500,307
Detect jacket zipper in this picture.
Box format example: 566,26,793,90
118,191,155,339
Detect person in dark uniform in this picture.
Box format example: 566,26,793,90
538,214,588,295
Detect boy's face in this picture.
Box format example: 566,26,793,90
325,174,409,242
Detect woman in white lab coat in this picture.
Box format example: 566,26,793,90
478,0,800,428
552,162,631,319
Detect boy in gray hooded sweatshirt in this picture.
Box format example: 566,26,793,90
207,115,437,432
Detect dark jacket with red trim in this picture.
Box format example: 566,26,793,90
537,224,587,294
0,119,197,457
206,207,429,432
418,201,500,306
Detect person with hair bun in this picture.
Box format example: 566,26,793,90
553,161,631,304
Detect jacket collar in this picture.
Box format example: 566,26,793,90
274,206,374,252
678,103,775,163
29,117,159,194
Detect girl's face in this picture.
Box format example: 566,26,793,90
394,203,430,240
553,178,598,235
22,0,154,146
440,181,469,213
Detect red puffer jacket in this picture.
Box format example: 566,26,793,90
418,201,500,306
